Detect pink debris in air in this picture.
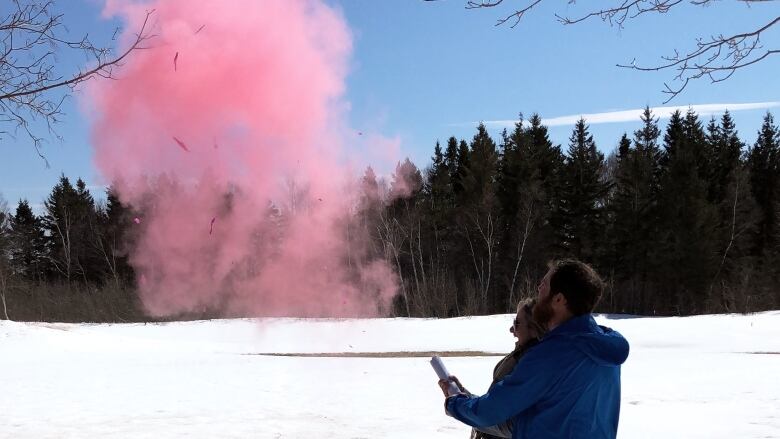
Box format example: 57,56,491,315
209,217,216,235
133,217,141,224
172,136,189,152
88,0,400,318
173,51,179,71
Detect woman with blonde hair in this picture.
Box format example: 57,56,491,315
448,298,547,439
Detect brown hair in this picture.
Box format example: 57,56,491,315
547,259,604,316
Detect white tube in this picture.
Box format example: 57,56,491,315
430,356,462,396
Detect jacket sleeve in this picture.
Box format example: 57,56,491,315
446,342,561,428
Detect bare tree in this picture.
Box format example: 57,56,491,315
0,0,154,163
509,198,535,301
0,195,10,320
464,210,497,313
377,211,410,316
428,0,779,102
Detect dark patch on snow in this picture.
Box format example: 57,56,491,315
242,351,504,358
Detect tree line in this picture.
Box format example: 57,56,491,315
1,108,779,321
366,108,779,317
0,178,141,321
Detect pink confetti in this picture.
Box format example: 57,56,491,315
172,136,190,152
174,52,179,71
209,217,216,235
133,217,141,224
194,24,206,34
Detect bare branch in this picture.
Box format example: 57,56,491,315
619,16,780,103
0,1,156,161
556,0,685,27
448,0,779,101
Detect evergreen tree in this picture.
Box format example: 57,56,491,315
454,139,471,200
42,175,100,284
634,106,663,194
557,118,609,261
98,187,136,286
496,120,524,223
704,117,723,202
683,109,713,185
703,113,756,308
660,111,684,167
359,166,381,209
656,110,719,314
462,122,497,205
523,114,564,196
0,196,8,258
494,121,525,309
9,199,48,281
608,108,663,312
514,114,565,288
747,112,780,258
442,137,458,195
389,158,423,202
617,133,631,159
425,141,452,212
716,111,744,200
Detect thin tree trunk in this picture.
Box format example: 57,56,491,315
510,201,534,300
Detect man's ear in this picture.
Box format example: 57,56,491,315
553,292,567,307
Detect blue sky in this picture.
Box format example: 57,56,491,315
1,0,778,211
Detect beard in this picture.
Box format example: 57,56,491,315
532,294,555,330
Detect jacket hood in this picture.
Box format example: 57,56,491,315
551,314,630,366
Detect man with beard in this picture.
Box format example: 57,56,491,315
439,259,629,439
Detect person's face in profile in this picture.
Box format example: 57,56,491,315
510,311,537,346
533,269,555,329
537,270,551,301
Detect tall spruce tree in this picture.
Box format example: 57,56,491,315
608,109,663,312
0,196,8,260
494,121,526,309
444,136,459,179
454,139,471,201
656,110,719,314
497,120,524,223
705,113,759,312
461,124,500,311
9,199,48,281
516,114,565,284
747,112,780,259
42,175,101,284
463,123,498,205
557,118,609,262
426,141,452,212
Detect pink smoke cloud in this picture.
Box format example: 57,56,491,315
88,0,398,317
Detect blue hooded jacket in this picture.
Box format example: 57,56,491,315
446,314,629,439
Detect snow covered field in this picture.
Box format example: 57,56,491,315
1,312,779,438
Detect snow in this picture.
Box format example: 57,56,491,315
1,312,779,438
